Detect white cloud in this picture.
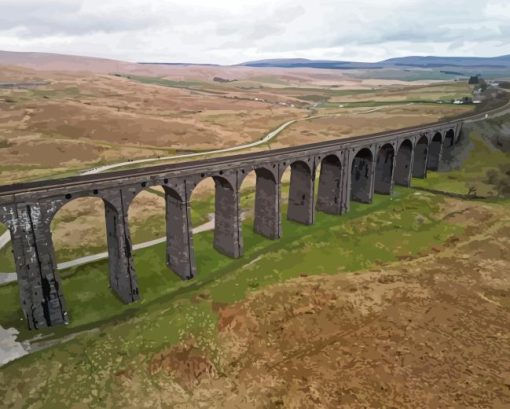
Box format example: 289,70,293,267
0,0,508,64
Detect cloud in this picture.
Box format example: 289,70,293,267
0,0,508,64
0,0,161,36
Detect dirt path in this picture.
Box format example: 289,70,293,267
142,199,510,409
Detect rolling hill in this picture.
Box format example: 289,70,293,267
240,55,510,69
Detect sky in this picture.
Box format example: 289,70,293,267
0,0,509,64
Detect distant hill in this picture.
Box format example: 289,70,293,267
2,50,509,79
240,55,510,69
382,55,510,68
238,58,377,69
138,62,220,67
0,51,223,78
0,50,139,73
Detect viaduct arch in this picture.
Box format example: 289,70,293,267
375,143,395,195
316,154,343,215
0,120,462,329
428,132,443,170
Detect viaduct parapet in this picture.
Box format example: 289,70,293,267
0,120,462,329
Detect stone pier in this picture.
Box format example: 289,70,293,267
316,154,345,215
427,132,443,171
374,144,395,195
213,176,243,258
394,140,414,187
253,168,281,239
413,135,429,178
287,161,315,225
351,148,375,204
9,204,67,329
165,185,196,280
104,192,139,304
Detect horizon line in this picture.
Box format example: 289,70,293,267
1,48,510,67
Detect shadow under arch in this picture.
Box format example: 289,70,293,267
413,135,429,178
428,132,443,171
394,139,413,187
440,128,457,167
444,129,455,148
351,148,374,204
375,143,395,195
316,154,343,215
189,174,242,266
239,166,281,240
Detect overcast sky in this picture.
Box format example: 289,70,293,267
0,0,509,64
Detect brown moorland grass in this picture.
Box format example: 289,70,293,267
274,104,473,147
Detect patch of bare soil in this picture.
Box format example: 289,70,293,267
149,341,217,390
157,199,510,408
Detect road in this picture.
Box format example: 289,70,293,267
0,231,9,250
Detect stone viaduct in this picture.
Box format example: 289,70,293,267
0,120,462,329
